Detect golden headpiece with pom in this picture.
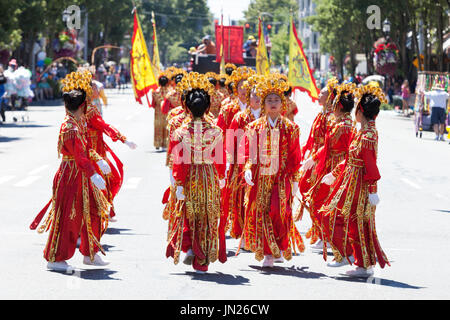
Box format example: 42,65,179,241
255,74,291,111
176,72,215,99
332,82,357,110
61,69,93,98
230,67,256,94
243,74,265,106
353,83,388,109
205,72,219,81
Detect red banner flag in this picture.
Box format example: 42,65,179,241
215,25,245,65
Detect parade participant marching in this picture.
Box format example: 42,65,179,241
83,69,137,222
165,72,226,274
300,83,356,251
318,84,390,277
217,74,230,101
297,78,338,246
216,67,255,132
219,74,264,262
30,71,111,271
151,72,171,151
277,74,298,122
89,66,108,117
205,72,225,118
162,69,187,115
240,75,305,268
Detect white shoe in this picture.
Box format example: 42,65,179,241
345,266,374,278
327,256,355,268
47,261,73,272
83,254,110,266
183,249,195,265
262,255,274,268
274,252,284,263
311,240,324,249
195,270,206,274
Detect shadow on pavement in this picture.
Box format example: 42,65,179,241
333,276,424,289
247,265,327,280
104,228,134,235
176,271,250,286
101,244,123,253
433,209,450,214
0,123,50,129
48,268,120,281
0,136,23,143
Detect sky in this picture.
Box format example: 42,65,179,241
207,0,252,24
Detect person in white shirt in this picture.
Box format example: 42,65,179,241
423,83,449,141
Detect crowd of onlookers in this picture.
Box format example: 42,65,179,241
0,58,129,123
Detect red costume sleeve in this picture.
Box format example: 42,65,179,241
161,98,172,114
287,125,302,177
172,138,189,185
361,137,380,194
89,114,127,143
150,91,156,109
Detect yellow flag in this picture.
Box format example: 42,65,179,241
288,17,319,101
131,9,157,105
151,11,161,75
256,18,270,76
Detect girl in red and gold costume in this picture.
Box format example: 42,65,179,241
300,83,356,250
205,72,225,118
240,75,305,268
216,67,255,132
165,73,226,274
151,72,171,151
83,69,137,222
162,69,186,115
31,71,111,272
318,84,390,277
218,75,264,262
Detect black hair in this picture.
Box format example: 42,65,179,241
63,90,86,112
359,93,380,120
284,87,292,97
207,77,217,87
184,89,210,118
339,91,354,113
219,77,227,88
225,67,234,76
174,74,184,84
159,76,169,87
228,82,234,94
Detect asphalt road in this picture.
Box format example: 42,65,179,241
0,88,449,299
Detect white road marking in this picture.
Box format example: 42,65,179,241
401,178,422,190
0,176,16,185
28,165,49,175
14,176,41,187
123,177,143,190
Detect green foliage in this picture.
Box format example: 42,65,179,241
270,25,289,66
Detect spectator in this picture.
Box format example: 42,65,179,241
244,35,256,57
196,35,216,55
37,75,53,100
401,79,410,116
0,66,6,122
423,83,449,141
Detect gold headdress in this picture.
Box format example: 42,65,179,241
255,74,291,112
230,67,256,94
243,74,265,106
61,69,93,98
353,83,388,109
225,63,237,71
176,72,215,98
324,77,339,108
205,72,218,80
332,82,356,111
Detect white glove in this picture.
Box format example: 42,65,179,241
301,157,315,172
219,179,226,189
292,181,299,197
176,186,185,200
169,169,175,186
125,140,137,150
368,194,380,206
225,162,231,175
96,160,111,175
90,174,106,190
244,170,254,186
321,173,336,186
